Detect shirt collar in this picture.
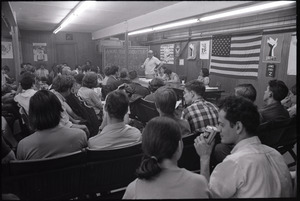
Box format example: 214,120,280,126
192,97,205,104
101,122,125,133
231,136,261,154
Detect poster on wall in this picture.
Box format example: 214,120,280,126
187,42,196,60
33,43,48,61
200,41,210,59
160,44,174,64
175,43,181,57
1,41,13,59
262,34,283,63
287,35,296,75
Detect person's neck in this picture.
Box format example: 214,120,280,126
160,158,180,171
107,116,123,125
192,95,203,102
265,98,277,106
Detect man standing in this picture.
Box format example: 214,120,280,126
194,96,293,198
141,50,163,79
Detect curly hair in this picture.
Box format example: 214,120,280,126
82,72,98,88
20,72,35,90
52,75,75,93
218,96,260,135
184,79,206,97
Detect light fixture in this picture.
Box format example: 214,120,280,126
129,18,200,36
200,1,295,21
53,1,94,34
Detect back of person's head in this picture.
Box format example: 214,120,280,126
268,79,289,102
128,70,138,80
149,78,165,92
2,65,10,72
109,65,119,75
62,66,72,75
234,83,257,102
74,73,84,85
202,68,209,77
154,86,177,115
185,79,206,97
82,72,98,88
29,90,63,130
290,84,297,95
20,72,35,90
119,68,129,79
164,68,172,75
218,96,260,136
52,75,75,93
105,90,129,120
136,117,181,180
104,66,111,76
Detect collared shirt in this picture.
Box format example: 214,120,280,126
88,122,141,150
259,101,289,123
14,89,37,114
142,56,161,75
209,136,293,198
51,89,72,128
77,87,102,115
182,98,218,132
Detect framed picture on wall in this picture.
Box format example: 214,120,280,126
66,34,73,40
187,42,196,60
1,41,13,59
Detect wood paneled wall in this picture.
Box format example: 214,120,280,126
20,30,100,72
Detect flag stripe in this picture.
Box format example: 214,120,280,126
210,65,258,72
210,71,258,80
210,33,262,79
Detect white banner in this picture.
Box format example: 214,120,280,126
200,41,209,59
33,43,48,61
1,41,13,59
287,35,296,75
160,44,174,64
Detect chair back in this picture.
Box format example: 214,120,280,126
129,98,159,125
178,133,200,172
84,143,143,195
5,150,87,200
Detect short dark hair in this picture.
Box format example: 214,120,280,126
2,65,10,72
104,66,111,76
154,86,177,115
20,72,35,90
164,69,172,75
136,117,181,180
82,72,98,88
149,78,165,92
128,70,138,80
218,96,260,135
29,90,63,130
52,75,75,93
184,79,206,97
105,90,129,120
74,73,84,84
119,68,128,79
109,65,119,75
202,68,209,77
235,83,257,102
290,84,296,95
268,79,289,102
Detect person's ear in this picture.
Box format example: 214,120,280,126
235,121,243,135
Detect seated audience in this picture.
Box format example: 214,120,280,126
123,117,209,199
14,72,37,114
144,78,165,102
281,84,297,117
77,72,103,119
101,66,111,86
17,90,88,160
197,68,210,86
154,67,165,80
163,68,180,83
119,68,131,84
182,80,218,133
155,86,191,136
51,75,90,137
88,90,141,149
128,70,150,98
234,83,257,102
72,73,84,94
194,96,293,198
259,79,289,123
106,65,120,86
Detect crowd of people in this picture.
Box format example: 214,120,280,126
1,56,297,198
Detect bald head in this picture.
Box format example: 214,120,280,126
148,50,154,58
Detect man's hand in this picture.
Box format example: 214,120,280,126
194,133,215,158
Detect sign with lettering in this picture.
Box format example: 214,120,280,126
266,63,276,77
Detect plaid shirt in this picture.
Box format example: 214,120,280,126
182,98,219,132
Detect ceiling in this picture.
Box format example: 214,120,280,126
9,1,180,33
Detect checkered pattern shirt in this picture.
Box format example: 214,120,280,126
182,98,219,132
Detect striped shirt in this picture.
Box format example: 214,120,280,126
182,98,218,132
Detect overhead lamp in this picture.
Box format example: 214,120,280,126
200,1,295,21
53,1,94,34
129,18,200,36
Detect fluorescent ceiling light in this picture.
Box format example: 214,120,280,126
153,19,199,31
200,1,295,21
53,1,94,34
128,28,153,36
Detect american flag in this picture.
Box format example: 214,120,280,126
210,34,262,79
